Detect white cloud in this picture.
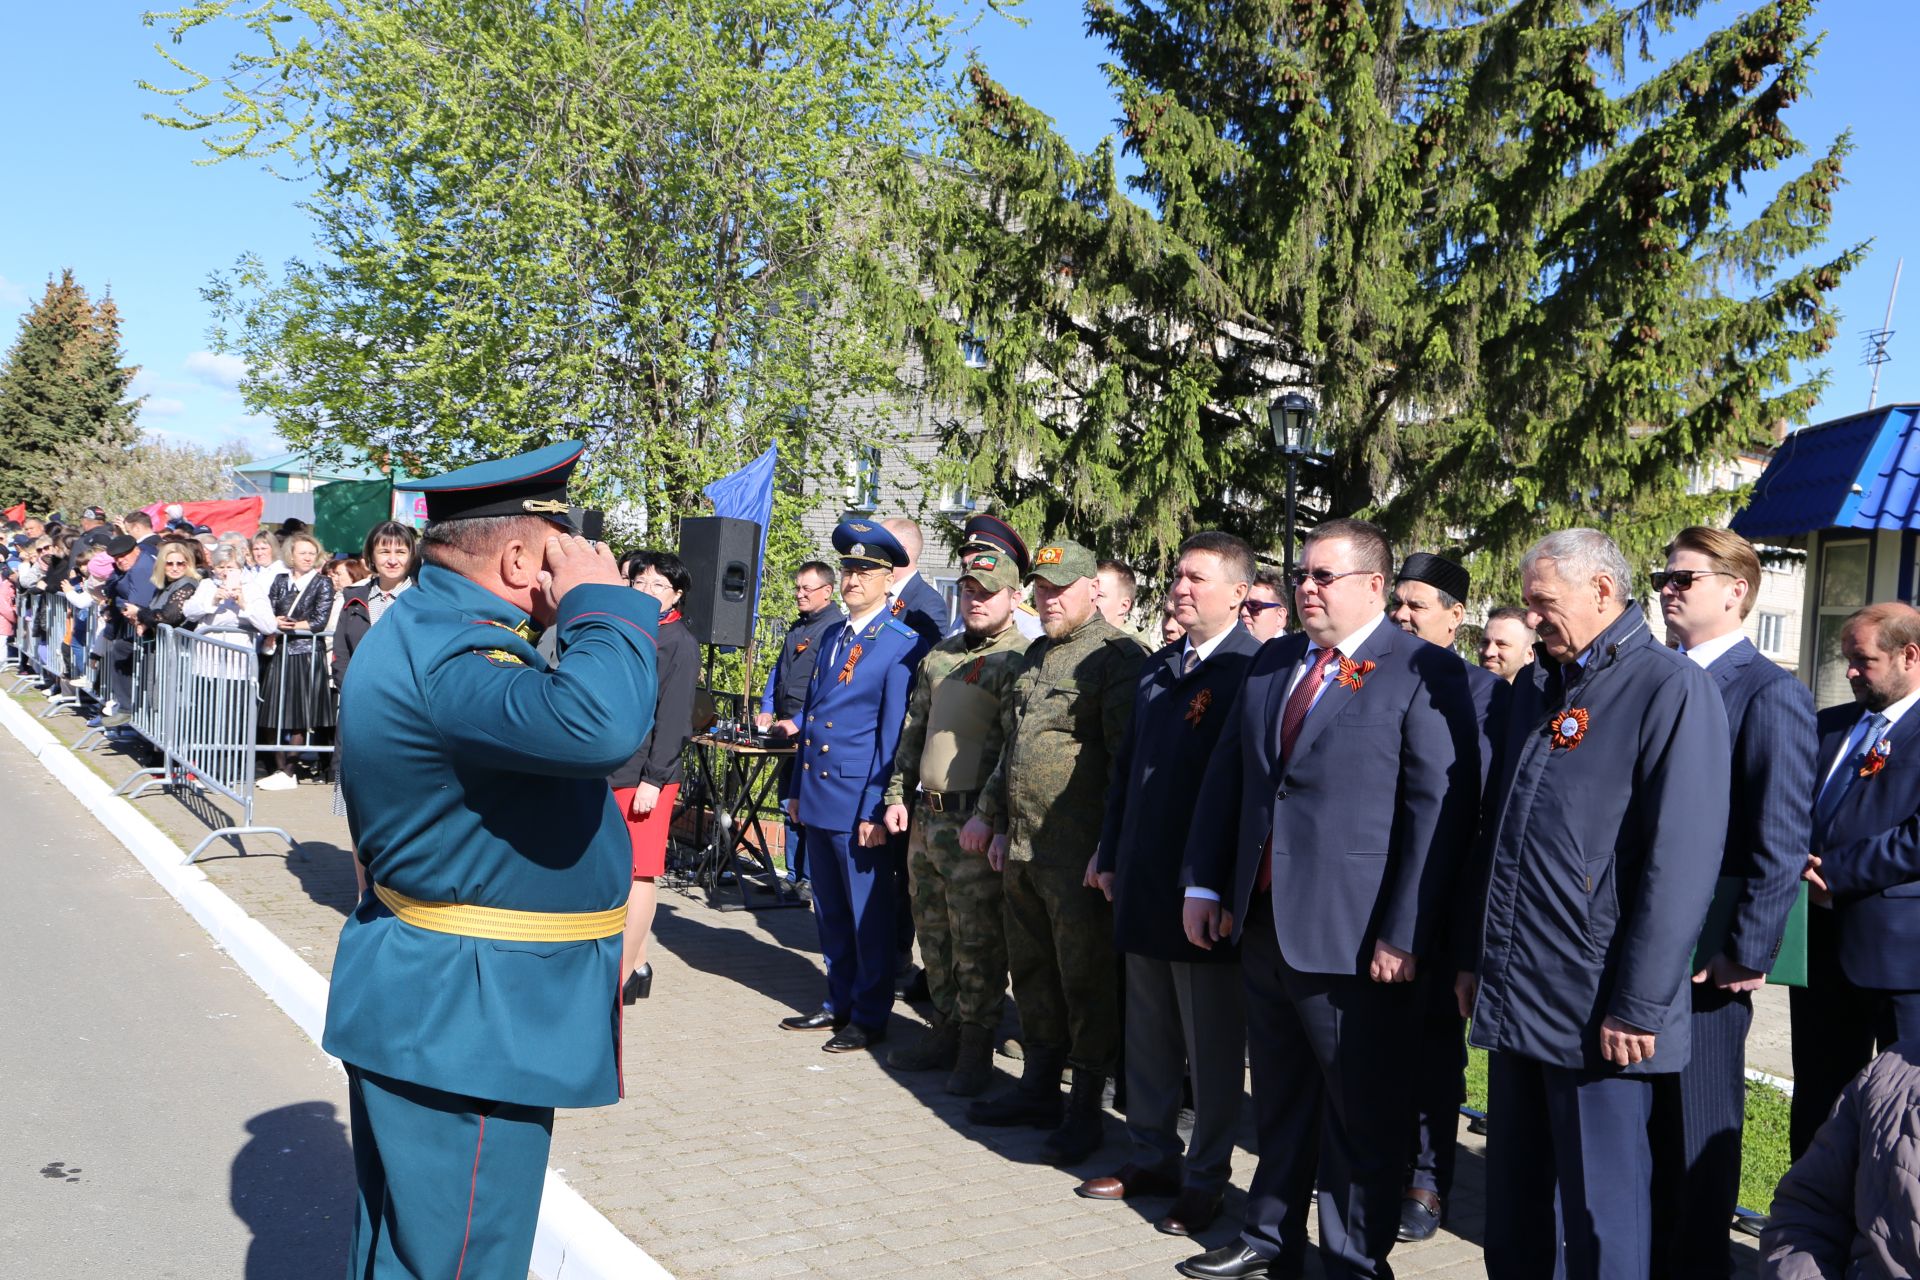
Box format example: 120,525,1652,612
184,350,248,389
141,397,188,418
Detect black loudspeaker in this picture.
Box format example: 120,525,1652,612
677,516,760,648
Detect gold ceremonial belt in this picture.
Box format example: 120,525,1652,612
372,883,626,943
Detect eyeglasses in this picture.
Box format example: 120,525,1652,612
1650,569,1733,593
1286,568,1372,590
163,559,189,568
1238,599,1286,616
795,582,831,595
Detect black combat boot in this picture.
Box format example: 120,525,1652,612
886,1013,959,1072
946,1024,996,1097
1040,1067,1109,1165
966,1045,1066,1127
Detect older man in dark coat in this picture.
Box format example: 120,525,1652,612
1078,531,1261,1238
1459,528,1729,1280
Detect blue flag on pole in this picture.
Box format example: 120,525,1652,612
701,444,778,628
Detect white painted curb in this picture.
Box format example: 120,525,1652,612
0,691,672,1280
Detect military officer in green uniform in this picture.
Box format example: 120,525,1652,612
323,441,660,1280
881,543,1033,1095
961,539,1145,1165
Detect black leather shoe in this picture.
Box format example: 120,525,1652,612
1175,1242,1277,1280
621,964,652,1005
1397,1190,1442,1242
823,1024,886,1053
779,1008,847,1032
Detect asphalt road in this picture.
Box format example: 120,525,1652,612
0,730,355,1278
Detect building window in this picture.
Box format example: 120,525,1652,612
845,446,881,511
1813,539,1872,707
1757,611,1785,655
960,331,989,369
936,477,973,514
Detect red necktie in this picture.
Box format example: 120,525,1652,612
1256,645,1341,892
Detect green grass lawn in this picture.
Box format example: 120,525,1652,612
1462,1047,1793,1215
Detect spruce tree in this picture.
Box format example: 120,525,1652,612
901,0,1859,593
0,271,141,511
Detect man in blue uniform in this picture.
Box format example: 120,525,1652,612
780,520,929,1051
323,441,660,1280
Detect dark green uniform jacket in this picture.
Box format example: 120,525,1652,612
322,563,659,1108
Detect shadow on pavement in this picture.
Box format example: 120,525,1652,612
231,1100,354,1279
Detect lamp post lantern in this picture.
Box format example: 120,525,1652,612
1268,393,1315,583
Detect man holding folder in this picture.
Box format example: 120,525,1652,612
1647,527,1815,1280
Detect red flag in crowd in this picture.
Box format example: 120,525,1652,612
4,503,25,524
140,496,265,538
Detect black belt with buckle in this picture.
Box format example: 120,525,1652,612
922,789,978,815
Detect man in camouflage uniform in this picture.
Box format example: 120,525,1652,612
881,548,1031,1094
961,539,1145,1165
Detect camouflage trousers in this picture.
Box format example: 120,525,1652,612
908,805,1008,1030
1002,858,1118,1072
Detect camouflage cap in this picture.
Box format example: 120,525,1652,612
1025,539,1098,587
959,549,1021,594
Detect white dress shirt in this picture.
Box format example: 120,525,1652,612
1679,628,1747,671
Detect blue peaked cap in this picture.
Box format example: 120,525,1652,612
832,519,908,570
397,440,584,527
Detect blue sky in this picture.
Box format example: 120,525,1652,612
2,2,1915,457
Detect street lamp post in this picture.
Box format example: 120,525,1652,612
1268,393,1315,582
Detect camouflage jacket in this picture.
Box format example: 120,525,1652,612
884,621,1031,808
976,614,1144,865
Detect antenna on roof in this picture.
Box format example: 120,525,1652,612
1865,257,1902,410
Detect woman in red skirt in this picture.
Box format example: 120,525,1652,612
610,550,699,1003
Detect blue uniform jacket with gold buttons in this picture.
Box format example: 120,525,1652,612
322,563,659,1109
791,611,924,832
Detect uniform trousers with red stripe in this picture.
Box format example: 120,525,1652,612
346,1064,554,1280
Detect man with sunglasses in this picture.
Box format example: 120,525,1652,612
1239,569,1289,642
1643,526,1814,1280
1177,519,1478,1280
1460,528,1728,1280
758,561,844,888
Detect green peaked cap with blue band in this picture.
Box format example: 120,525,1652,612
396,440,583,528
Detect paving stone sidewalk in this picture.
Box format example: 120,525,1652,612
15,690,1763,1280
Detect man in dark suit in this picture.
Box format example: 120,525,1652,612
1177,517,1476,1280
1794,601,1920,1155
780,521,929,1052
1078,531,1261,1237
1459,528,1729,1280
1647,527,1815,1279
881,516,951,649
757,561,844,887
1385,551,1508,1244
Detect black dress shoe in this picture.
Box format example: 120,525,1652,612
1397,1190,1442,1242
823,1024,886,1053
779,1008,847,1032
621,964,652,1005
1175,1241,1277,1280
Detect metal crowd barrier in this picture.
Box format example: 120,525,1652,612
6,585,49,694
105,624,296,864
256,628,337,770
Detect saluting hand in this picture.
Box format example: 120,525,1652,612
539,534,623,610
